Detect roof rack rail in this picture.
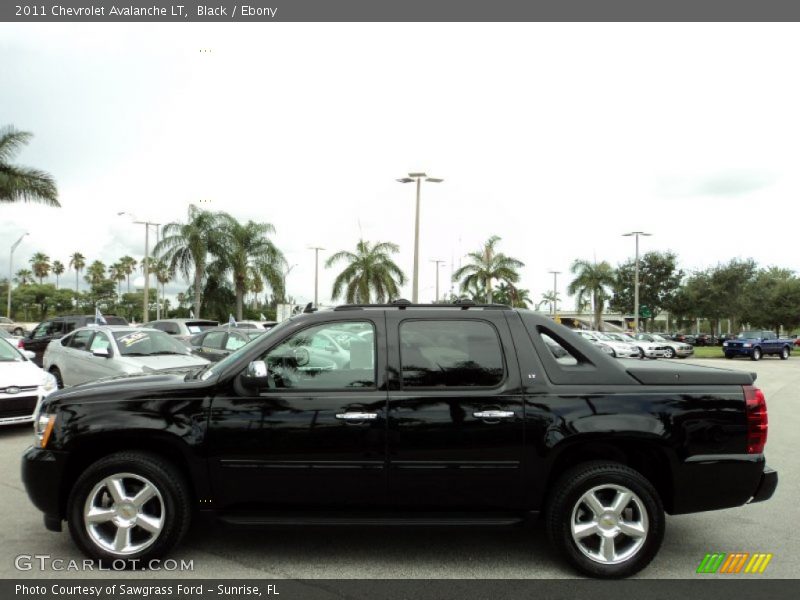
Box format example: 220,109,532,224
333,301,511,311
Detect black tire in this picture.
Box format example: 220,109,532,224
725,352,734,359
780,346,790,360
637,348,645,359
13,327,24,336
67,451,191,568
751,347,762,361
545,461,665,578
663,347,676,359
49,367,64,389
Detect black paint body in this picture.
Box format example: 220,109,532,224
22,308,776,528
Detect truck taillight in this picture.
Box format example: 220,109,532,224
744,385,768,454
17,339,24,349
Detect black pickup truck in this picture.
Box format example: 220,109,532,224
22,303,777,578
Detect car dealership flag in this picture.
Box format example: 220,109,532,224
228,314,236,328
189,310,195,318
95,308,107,325
260,313,267,321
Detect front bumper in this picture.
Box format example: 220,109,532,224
675,347,694,357
21,445,68,524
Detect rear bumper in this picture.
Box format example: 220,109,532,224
671,455,777,514
750,467,778,504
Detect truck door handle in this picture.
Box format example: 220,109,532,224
473,410,515,420
335,412,379,421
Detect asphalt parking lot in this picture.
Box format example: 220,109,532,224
0,358,795,580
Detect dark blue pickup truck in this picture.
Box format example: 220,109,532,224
723,330,793,360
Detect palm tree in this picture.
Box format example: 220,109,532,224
154,204,226,319
29,252,51,284
567,259,616,331
494,282,532,308
118,256,138,293
452,236,524,304
108,263,126,298
14,269,33,286
84,260,107,288
536,290,560,313
69,252,86,294
52,260,65,289
152,259,172,317
326,240,406,304
0,126,59,206
214,217,286,321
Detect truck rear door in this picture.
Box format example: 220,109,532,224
384,309,525,511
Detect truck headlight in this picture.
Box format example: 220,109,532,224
743,343,752,348
34,413,56,448
722,342,728,347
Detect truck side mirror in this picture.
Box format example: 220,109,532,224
241,360,271,389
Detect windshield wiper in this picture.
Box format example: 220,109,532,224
149,351,189,356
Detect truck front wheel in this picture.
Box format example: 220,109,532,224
751,348,762,361
545,461,665,578
67,451,191,567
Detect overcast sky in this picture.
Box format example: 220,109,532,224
1,23,799,309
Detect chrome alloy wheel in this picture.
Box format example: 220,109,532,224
83,472,165,556
570,484,648,565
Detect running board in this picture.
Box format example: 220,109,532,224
218,513,526,527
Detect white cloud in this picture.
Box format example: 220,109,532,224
2,22,800,308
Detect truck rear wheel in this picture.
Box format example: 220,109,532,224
751,348,762,361
780,346,790,360
67,451,191,567
545,461,664,578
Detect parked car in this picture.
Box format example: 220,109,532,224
143,319,219,345
717,333,737,346
723,331,794,361
633,333,694,359
0,316,38,337
234,320,278,330
189,327,267,362
575,331,641,358
0,328,24,349
604,332,666,359
23,315,128,366
672,333,696,345
23,305,777,578
694,333,717,347
43,326,209,388
0,334,57,426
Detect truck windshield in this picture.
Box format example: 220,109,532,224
737,332,762,339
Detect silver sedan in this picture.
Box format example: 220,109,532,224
43,325,209,388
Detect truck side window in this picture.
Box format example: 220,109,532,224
399,320,504,388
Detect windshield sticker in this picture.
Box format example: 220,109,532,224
117,332,149,347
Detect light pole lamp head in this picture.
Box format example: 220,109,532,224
408,172,427,178
396,178,414,184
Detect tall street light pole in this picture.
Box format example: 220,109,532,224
622,231,652,333
309,247,324,308
7,232,28,318
431,259,445,302
119,212,161,323
548,270,561,316
397,173,443,303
